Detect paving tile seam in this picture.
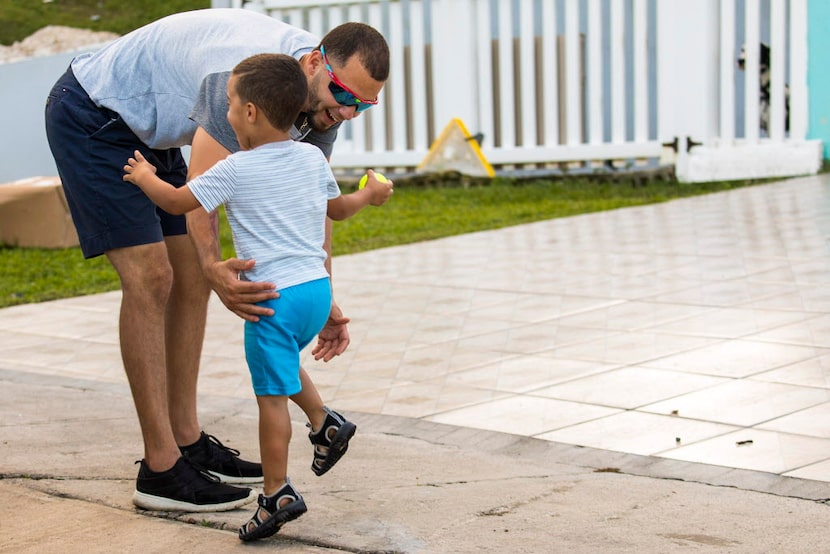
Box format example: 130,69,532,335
522,409,744,444
0,330,118,344
151,512,373,553
6,479,375,554
355,412,830,501
742,376,830,392
514,405,830,461
634,402,830,429
746,335,830,349
525,336,718,366
10,365,830,500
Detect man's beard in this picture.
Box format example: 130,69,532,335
304,87,332,131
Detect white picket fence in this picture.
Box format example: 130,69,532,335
226,0,822,182
658,0,821,182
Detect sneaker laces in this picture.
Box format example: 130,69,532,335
202,433,242,462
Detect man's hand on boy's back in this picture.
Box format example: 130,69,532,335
204,257,280,322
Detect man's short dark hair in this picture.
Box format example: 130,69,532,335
319,22,390,82
232,53,308,131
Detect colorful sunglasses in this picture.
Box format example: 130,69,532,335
321,45,378,113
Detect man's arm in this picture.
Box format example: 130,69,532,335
186,126,278,322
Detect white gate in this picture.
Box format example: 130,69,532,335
226,0,822,182
658,0,821,182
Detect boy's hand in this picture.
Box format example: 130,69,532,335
363,169,394,206
123,150,157,185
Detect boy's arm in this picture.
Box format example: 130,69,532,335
123,150,201,215
327,170,394,220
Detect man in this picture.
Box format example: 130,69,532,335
44,8,390,512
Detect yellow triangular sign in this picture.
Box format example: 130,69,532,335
417,118,495,178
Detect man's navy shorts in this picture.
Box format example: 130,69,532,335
45,66,188,259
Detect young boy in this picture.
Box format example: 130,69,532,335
123,53,393,541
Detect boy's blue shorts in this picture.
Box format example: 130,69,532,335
244,278,332,397
44,66,187,259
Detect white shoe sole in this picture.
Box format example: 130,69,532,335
209,470,264,485
133,487,256,512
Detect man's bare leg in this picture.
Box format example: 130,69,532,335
164,234,211,446
106,243,180,472
164,234,263,483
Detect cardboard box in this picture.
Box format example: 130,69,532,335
0,176,79,248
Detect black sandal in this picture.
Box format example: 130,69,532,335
308,407,356,476
238,479,307,542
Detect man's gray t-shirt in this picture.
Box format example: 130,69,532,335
70,8,338,155
190,70,337,157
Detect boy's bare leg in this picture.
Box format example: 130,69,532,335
292,368,356,477
257,395,292,495
290,368,327,431
290,304,351,431
239,395,306,541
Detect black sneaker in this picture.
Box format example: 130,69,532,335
238,478,307,542
179,431,263,484
133,457,256,512
308,407,356,476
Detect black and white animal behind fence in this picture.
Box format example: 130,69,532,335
737,43,790,134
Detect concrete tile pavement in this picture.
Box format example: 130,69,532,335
2,175,830,551
325,174,830,480
3,368,829,553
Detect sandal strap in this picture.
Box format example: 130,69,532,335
238,481,308,541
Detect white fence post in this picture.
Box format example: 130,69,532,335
790,0,809,141
429,0,480,136
674,0,822,182
719,0,736,143
657,0,720,154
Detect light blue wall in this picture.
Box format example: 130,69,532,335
0,52,76,183
808,0,830,159
0,47,188,184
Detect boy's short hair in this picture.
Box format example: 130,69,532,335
232,53,307,131
319,22,389,82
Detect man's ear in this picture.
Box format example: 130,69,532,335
246,102,257,122
304,49,324,76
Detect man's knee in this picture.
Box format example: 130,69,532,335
108,245,175,303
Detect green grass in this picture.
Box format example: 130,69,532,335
0,0,208,45
1,176,773,308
